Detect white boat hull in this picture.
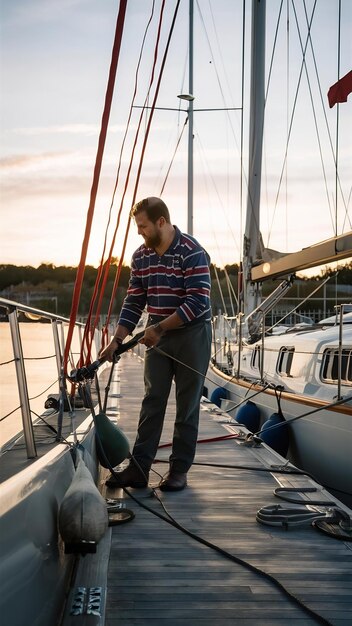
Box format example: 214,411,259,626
0,418,98,626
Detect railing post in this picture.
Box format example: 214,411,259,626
51,319,63,380
51,319,66,441
337,304,344,401
236,313,243,379
8,308,37,458
260,310,265,383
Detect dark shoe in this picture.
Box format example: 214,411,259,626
159,471,187,492
106,462,149,488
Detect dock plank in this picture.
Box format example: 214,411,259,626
101,352,352,625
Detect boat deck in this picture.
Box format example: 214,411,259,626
73,350,352,626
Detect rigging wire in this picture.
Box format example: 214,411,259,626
195,133,241,260
0,358,16,366
265,0,352,247
152,49,187,194
23,354,56,361
301,0,351,230
159,116,188,195
265,0,285,103
213,265,228,316
267,0,318,248
266,272,333,333
255,393,352,439
28,379,59,402
195,0,246,261
196,0,236,109
0,405,22,423
223,266,238,312
292,0,335,233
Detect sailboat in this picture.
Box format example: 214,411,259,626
207,0,352,508
0,1,351,625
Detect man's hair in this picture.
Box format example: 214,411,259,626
130,197,171,224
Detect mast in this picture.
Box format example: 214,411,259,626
187,0,194,236
242,0,266,325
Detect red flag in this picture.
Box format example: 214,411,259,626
328,70,352,108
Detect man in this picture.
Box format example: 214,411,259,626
100,197,211,491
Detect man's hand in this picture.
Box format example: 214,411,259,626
99,325,130,362
98,337,123,362
139,324,164,348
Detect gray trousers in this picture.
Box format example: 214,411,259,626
132,321,212,473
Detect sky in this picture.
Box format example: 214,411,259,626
0,0,351,272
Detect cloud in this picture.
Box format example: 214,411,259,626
0,152,69,170
9,118,182,138
11,124,124,137
4,0,89,27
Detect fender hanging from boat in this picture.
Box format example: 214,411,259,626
235,400,261,432
95,412,130,469
210,386,228,408
260,411,289,457
58,451,108,555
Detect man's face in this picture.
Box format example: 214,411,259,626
135,211,162,249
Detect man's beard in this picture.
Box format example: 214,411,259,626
144,231,162,249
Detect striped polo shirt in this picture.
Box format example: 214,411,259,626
118,226,211,332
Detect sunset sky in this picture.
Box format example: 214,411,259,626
1,0,351,271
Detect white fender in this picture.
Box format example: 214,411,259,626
58,452,108,554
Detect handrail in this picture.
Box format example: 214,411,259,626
0,297,85,325
0,297,90,459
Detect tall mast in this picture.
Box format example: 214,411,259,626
187,0,194,236
242,0,266,323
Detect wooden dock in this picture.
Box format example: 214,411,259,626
96,350,352,625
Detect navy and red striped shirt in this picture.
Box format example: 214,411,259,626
118,226,211,332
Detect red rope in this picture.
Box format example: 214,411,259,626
157,433,241,449
64,0,127,374
104,0,182,339
78,1,158,361
66,0,182,369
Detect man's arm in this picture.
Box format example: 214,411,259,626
176,248,211,323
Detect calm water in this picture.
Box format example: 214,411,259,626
0,323,84,447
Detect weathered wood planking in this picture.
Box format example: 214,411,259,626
102,352,352,626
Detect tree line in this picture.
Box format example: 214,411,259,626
0,261,351,318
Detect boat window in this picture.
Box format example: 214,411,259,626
251,345,261,370
277,347,295,376
321,348,352,385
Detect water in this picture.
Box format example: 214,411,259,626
0,322,84,448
